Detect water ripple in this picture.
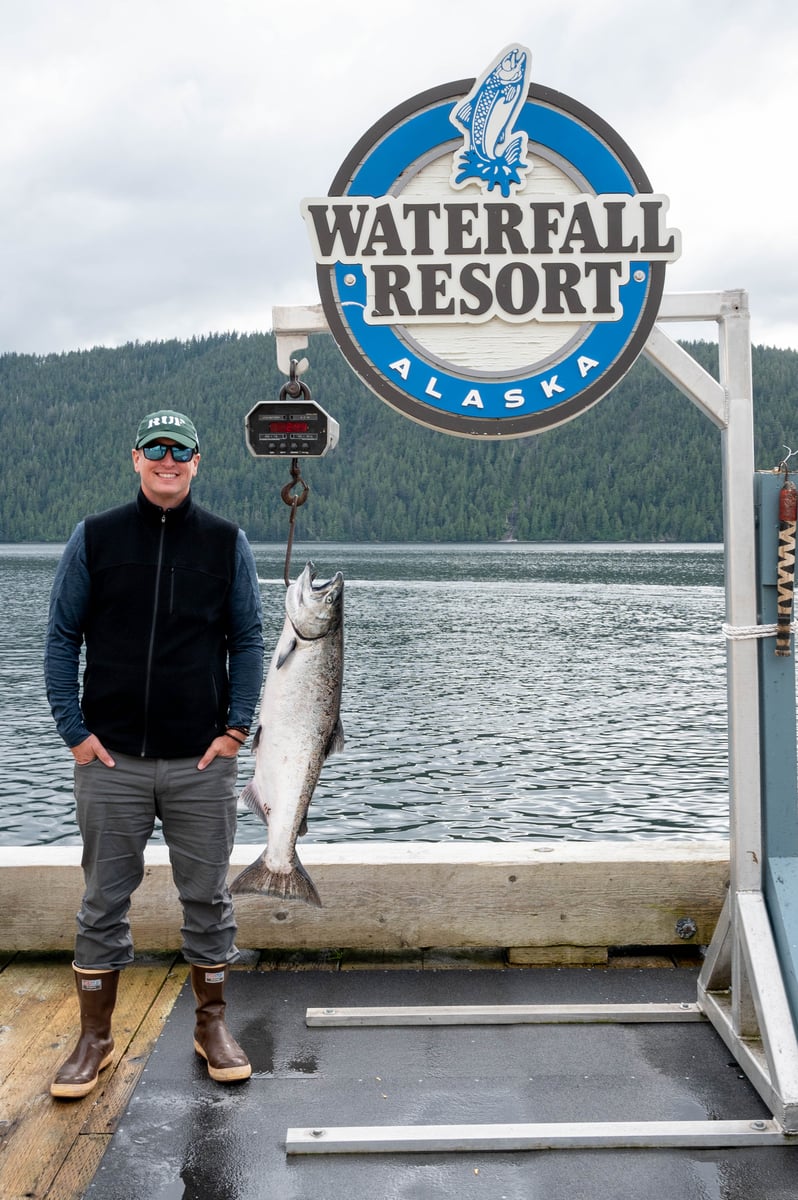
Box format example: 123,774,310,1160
0,542,731,845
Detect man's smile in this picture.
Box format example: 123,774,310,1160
132,438,200,506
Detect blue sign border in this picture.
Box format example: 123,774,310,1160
316,80,666,438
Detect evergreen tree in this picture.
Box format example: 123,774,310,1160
0,334,795,543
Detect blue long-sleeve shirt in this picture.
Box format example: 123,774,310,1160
45,514,264,749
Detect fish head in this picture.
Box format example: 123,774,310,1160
497,47,527,84
286,561,344,640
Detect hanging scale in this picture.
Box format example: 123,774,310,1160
244,359,340,585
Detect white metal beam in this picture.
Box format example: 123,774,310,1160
716,294,762,900
306,1002,703,1026
737,893,798,1114
287,1119,793,1154
656,289,746,323
642,325,727,428
698,891,732,992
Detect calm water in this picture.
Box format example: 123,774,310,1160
1,541,729,847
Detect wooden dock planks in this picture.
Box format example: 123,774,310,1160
0,954,184,1200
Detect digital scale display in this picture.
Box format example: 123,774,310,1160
244,400,339,457
268,421,312,434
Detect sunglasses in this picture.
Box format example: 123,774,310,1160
140,443,196,462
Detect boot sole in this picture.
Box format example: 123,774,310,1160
193,1038,252,1082
50,1050,114,1099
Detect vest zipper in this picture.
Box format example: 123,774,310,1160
141,512,167,755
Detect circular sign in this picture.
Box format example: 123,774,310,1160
303,47,680,438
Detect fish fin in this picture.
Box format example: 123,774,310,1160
502,134,524,165
454,98,473,125
325,717,345,758
298,814,308,837
505,81,522,107
230,852,322,907
251,723,262,751
276,638,297,670
238,779,269,826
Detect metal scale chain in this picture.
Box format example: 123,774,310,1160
280,361,310,586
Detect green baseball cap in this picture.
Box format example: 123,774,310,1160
135,410,199,450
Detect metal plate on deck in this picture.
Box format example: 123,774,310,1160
85,968,797,1200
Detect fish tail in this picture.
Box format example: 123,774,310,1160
267,858,323,908
229,851,269,894
229,852,322,908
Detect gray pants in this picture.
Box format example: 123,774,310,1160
74,752,240,970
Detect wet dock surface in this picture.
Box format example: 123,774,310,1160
84,967,797,1200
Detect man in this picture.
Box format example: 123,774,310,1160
44,409,264,1097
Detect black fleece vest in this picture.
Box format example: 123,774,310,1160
82,490,239,758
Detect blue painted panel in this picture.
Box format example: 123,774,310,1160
755,471,798,859
756,472,798,1033
766,859,798,1024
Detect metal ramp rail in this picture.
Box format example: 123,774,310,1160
273,292,798,1153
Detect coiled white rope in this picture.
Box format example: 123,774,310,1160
722,620,798,640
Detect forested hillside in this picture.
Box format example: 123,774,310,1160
0,331,796,543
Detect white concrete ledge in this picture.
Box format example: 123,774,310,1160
0,840,729,953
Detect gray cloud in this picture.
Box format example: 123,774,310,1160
1,0,795,354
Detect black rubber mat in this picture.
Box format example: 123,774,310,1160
85,968,797,1199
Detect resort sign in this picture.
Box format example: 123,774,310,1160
302,45,681,438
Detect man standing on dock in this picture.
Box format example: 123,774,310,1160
44,409,264,1098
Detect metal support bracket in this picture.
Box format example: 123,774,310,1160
700,892,798,1129
272,303,328,376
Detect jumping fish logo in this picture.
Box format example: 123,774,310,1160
450,44,532,197
304,43,681,439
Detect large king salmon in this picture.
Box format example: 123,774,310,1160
230,562,344,906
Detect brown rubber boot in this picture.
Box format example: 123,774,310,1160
191,963,251,1082
50,963,119,1099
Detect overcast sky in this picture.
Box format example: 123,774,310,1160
1,0,796,357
